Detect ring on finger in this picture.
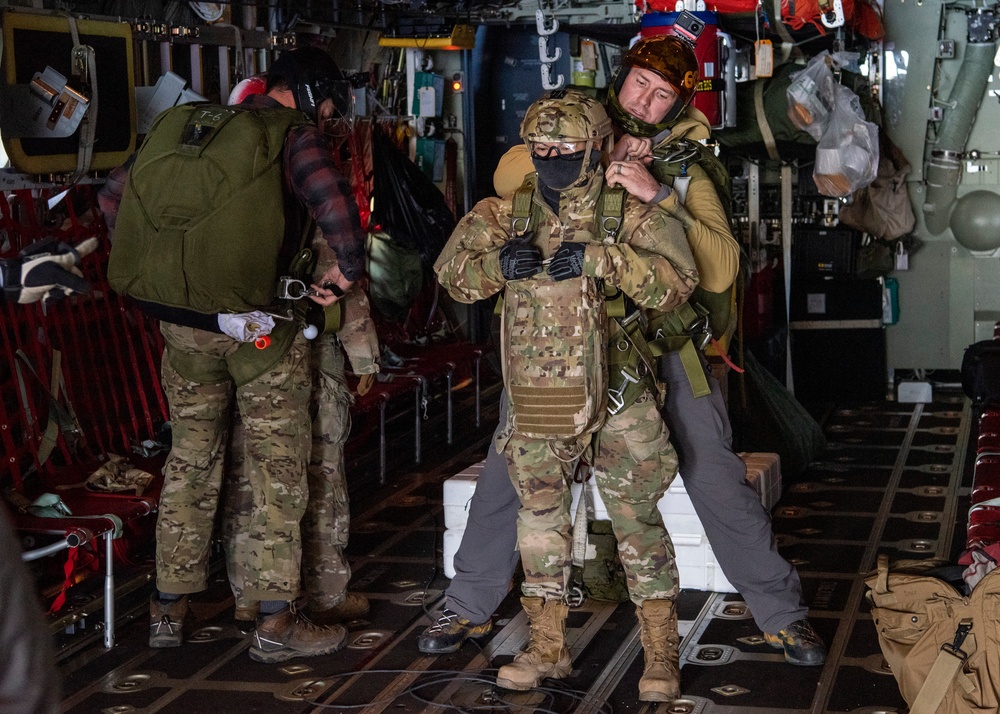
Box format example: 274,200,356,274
617,164,622,175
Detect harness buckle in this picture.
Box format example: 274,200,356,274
689,314,712,351
276,276,317,301
607,368,640,415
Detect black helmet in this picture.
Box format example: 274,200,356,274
267,47,351,122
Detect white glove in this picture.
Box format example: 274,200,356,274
2,237,98,304
217,311,275,342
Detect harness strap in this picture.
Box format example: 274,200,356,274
67,16,98,183
510,178,538,237
646,303,712,398
909,621,975,714
754,80,781,162
567,463,592,607
596,185,625,240
607,316,658,415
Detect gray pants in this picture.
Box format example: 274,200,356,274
445,351,806,633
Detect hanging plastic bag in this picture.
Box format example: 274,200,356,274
786,51,861,141
786,52,838,141
813,84,879,197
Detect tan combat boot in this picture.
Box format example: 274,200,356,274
496,597,572,690
636,599,681,702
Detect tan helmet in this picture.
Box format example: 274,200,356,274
521,89,612,189
608,35,700,137
520,89,613,145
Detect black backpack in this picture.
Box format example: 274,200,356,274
961,340,1000,405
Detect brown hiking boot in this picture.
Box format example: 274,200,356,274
149,595,188,648
250,603,348,663
308,593,370,625
496,597,572,690
636,599,681,702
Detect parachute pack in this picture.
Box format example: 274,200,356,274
108,102,307,314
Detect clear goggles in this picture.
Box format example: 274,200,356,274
530,140,592,159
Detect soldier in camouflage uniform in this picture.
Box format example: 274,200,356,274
435,89,698,701
426,34,827,674
98,48,363,664
223,232,380,626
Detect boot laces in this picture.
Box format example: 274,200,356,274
288,602,328,634
427,609,461,634
153,616,178,634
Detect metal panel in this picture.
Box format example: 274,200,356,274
887,242,973,370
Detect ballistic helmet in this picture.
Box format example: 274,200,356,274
521,89,612,189
266,47,351,122
607,35,700,137
520,88,613,145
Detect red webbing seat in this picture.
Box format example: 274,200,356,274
346,372,425,484
386,341,487,443
0,186,169,647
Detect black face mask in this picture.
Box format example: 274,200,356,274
532,150,590,191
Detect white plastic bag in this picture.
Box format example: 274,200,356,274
786,52,837,141
812,84,879,197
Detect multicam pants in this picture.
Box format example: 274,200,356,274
505,392,680,605
156,324,311,600
223,333,354,610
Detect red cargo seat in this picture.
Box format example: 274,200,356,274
1,187,169,648
347,372,425,485
385,341,486,444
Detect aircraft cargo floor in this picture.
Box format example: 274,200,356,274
57,377,970,714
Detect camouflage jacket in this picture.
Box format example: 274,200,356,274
434,171,699,313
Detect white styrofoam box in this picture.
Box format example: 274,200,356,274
443,460,486,530
673,533,736,592
442,456,773,593
569,476,700,529
443,528,465,579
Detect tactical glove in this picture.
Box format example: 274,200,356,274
499,234,543,280
217,311,276,342
547,241,586,281
1,237,97,304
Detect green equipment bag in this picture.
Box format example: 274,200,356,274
864,555,1000,714
108,103,307,314
366,230,425,322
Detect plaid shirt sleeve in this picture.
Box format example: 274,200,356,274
97,156,134,240
284,124,366,281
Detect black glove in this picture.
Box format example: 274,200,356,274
499,234,543,280
547,241,586,281
1,237,97,305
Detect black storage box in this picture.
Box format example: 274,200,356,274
789,276,886,402
792,228,859,276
